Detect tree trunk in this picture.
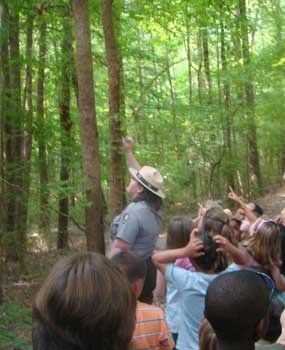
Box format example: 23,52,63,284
21,13,34,250
57,8,72,250
166,51,180,160
6,7,24,260
239,0,262,193
101,0,124,219
72,0,105,253
185,10,193,104
37,8,49,232
0,0,10,248
220,1,235,189
197,30,203,105
202,27,213,105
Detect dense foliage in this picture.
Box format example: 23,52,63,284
0,0,284,258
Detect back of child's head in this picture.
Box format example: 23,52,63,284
111,251,147,283
166,217,194,249
32,252,136,350
202,208,236,271
262,297,284,343
199,318,217,350
205,270,270,342
193,231,217,272
202,207,236,244
250,218,281,270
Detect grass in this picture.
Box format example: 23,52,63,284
0,301,32,350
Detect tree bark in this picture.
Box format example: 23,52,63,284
239,0,262,193
72,0,105,253
166,51,180,160
20,12,34,251
101,0,124,219
57,7,72,250
6,6,24,260
202,27,213,105
219,1,235,189
37,8,49,232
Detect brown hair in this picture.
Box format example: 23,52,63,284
249,219,282,271
32,252,136,350
166,217,194,249
202,208,237,271
199,318,217,350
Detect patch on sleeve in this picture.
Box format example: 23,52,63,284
122,213,129,224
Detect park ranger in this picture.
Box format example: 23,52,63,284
109,137,164,304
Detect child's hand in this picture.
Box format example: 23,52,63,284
214,235,231,253
185,229,204,258
122,136,134,152
228,186,241,204
198,203,206,217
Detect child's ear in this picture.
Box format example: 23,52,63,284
254,314,269,341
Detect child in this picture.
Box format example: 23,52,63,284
199,319,217,350
153,229,222,350
214,218,285,292
205,270,272,350
155,218,194,345
111,251,174,350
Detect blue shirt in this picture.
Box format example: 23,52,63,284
165,264,240,350
165,264,217,350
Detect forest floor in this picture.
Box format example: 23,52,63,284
1,185,285,350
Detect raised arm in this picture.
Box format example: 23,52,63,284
228,186,257,223
122,136,141,170
214,235,247,266
152,229,204,274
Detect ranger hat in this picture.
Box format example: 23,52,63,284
129,166,165,199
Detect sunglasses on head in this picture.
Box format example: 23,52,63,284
254,218,278,234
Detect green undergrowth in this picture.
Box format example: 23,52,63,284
0,301,32,350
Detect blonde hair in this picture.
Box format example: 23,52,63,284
199,318,217,350
249,218,281,270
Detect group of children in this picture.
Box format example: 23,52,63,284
31,186,285,350
150,187,285,349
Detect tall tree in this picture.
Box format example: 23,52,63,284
57,7,72,250
72,0,105,253
5,3,24,259
37,7,49,232
239,0,262,193
21,10,34,251
101,0,125,219
219,0,234,189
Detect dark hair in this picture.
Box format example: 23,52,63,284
253,203,263,217
205,270,269,342
167,217,194,249
111,251,147,283
133,185,163,211
263,297,284,342
32,252,136,350
193,231,217,271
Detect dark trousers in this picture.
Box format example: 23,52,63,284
138,256,157,304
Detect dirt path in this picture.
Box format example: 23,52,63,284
256,186,285,218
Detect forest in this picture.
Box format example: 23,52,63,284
0,0,284,346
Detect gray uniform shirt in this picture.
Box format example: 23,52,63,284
110,201,162,259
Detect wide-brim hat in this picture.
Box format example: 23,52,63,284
129,166,165,199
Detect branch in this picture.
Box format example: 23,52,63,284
131,57,187,119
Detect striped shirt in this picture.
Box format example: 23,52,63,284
132,301,174,350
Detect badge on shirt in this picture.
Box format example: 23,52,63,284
122,213,129,224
